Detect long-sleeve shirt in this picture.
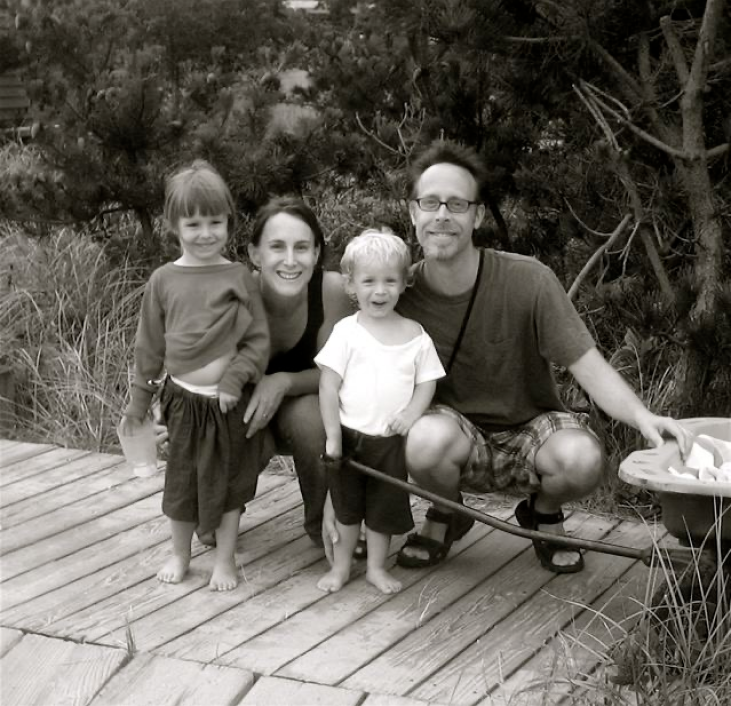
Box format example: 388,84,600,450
125,262,269,419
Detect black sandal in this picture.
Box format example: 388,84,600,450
515,494,584,574
396,495,475,569
353,535,367,560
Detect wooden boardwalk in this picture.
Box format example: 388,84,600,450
0,439,668,706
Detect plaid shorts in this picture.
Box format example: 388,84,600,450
425,405,599,494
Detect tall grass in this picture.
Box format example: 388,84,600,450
0,223,146,450
606,544,728,704
511,516,730,705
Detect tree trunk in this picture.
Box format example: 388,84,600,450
666,0,726,413
135,208,155,255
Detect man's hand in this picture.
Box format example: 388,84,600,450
243,374,289,438
636,411,694,460
218,391,240,414
321,493,340,565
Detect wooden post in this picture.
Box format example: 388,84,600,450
0,366,16,432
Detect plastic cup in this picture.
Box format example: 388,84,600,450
117,419,158,477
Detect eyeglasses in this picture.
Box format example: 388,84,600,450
412,196,480,214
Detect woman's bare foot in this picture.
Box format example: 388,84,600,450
157,554,190,584
366,566,402,594
317,566,350,593
209,557,239,591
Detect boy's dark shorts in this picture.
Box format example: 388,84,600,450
160,378,275,535
329,426,414,536
424,405,600,495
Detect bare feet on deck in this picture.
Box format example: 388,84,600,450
209,557,239,591
157,554,190,584
366,567,402,594
317,567,350,593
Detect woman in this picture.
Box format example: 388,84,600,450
241,197,353,545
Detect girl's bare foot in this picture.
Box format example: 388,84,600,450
157,554,190,584
209,557,239,591
366,567,402,594
317,566,350,593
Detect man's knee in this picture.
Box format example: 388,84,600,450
536,430,604,494
405,414,470,476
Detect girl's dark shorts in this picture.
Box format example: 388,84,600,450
160,378,275,535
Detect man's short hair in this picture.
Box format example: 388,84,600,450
408,139,488,198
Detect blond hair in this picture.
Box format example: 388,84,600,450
164,160,236,233
340,229,412,282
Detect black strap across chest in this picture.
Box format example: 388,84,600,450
446,249,483,373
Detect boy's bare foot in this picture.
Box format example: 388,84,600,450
209,558,239,591
366,567,402,594
157,555,190,584
317,566,350,593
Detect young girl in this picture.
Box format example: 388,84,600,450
315,230,445,594
120,160,271,591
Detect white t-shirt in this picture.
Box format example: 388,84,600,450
315,313,446,436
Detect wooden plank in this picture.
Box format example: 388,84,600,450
215,519,499,676
90,652,254,706
0,633,126,706
0,447,90,487
0,76,25,88
95,504,322,651
409,520,654,705
363,695,450,706
159,535,376,663
0,627,23,657
0,490,163,583
0,440,22,453
1,458,150,527
2,454,130,507
276,509,517,685
485,540,665,706
159,537,383,663
238,676,363,706
0,472,163,555
0,442,56,469
0,494,165,612
36,481,307,642
0,86,29,97
341,514,617,699
0,474,291,615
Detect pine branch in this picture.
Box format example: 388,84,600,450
568,215,633,301
579,81,688,160
660,16,690,86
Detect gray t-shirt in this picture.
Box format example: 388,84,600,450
396,249,595,430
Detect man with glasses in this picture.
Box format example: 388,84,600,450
324,139,691,574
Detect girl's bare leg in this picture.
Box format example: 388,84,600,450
158,520,196,583
318,521,359,592
365,529,401,594
210,509,241,591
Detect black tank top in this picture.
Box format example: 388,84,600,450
266,268,325,374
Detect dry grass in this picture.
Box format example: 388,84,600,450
1,223,145,450
505,516,730,705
